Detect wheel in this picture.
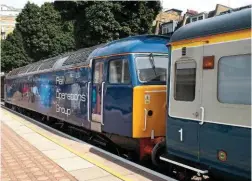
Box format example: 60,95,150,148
151,140,166,166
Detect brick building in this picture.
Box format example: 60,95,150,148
153,8,182,35
0,4,21,40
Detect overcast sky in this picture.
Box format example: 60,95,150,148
2,0,251,13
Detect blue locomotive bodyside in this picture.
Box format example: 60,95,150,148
5,35,170,158
5,67,90,128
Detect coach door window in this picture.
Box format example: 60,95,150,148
174,61,196,101
218,54,251,105
109,59,130,84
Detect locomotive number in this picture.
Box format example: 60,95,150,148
178,128,183,142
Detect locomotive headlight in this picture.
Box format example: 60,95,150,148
218,150,227,162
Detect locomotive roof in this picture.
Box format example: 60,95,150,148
89,35,170,58
170,8,251,43
6,35,170,79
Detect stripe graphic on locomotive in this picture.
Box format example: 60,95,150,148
160,8,251,181
4,35,170,162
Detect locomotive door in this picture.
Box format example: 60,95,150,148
90,59,105,132
167,45,203,162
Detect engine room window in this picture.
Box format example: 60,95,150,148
135,55,168,83
218,54,251,105
109,59,130,84
174,61,196,101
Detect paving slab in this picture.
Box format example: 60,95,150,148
1,122,78,181
42,148,76,160
69,167,110,181
54,156,94,171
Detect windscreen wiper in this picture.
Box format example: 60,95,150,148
149,53,157,76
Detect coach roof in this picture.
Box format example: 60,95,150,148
89,35,170,58
170,8,251,43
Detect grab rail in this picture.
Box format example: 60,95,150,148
143,108,147,131
199,107,205,125
101,82,105,125
87,82,91,122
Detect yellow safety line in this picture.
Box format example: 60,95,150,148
2,109,132,181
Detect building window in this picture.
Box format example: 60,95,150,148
192,17,197,22
162,27,167,34
218,54,251,105
198,16,203,20
174,61,196,101
109,59,130,84
1,32,6,40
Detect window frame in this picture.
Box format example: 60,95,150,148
134,54,169,84
217,54,251,105
108,58,131,85
93,60,104,84
174,59,197,102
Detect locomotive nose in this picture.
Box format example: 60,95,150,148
132,85,166,138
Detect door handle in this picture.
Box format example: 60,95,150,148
101,82,105,126
143,109,147,131
199,107,205,125
87,82,91,122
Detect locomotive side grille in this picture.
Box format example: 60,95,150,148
62,44,104,67
39,57,59,70
18,65,32,74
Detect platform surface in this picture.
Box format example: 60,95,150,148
1,108,174,181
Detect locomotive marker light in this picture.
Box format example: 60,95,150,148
203,56,215,69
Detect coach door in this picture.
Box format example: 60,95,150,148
90,59,105,132
167,45,203,162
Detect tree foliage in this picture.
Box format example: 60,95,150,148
1,1,161,72
1,30,31,72
16,2,75,60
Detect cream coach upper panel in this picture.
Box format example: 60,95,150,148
201,38,251,128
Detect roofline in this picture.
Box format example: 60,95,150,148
165,8,183,13
216,3,231,9
170,8,251,43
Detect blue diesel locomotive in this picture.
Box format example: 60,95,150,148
160,8,251,181
4,35,170,161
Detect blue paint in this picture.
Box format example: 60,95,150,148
89,35,170,59
166,117,251,179
103,83,133,137
104,55,133,136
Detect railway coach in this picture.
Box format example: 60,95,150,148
160,8,251,181
4,35,170,161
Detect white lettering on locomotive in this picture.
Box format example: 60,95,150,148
55,77,87,116
56,76,64,85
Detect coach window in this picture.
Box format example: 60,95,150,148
174,61,196,101
109,59,130,84
218,54,251,105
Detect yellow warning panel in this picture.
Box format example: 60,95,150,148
133,85,166,138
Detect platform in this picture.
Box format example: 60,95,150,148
0,107,176,181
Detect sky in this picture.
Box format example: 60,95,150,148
1,0,251,13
